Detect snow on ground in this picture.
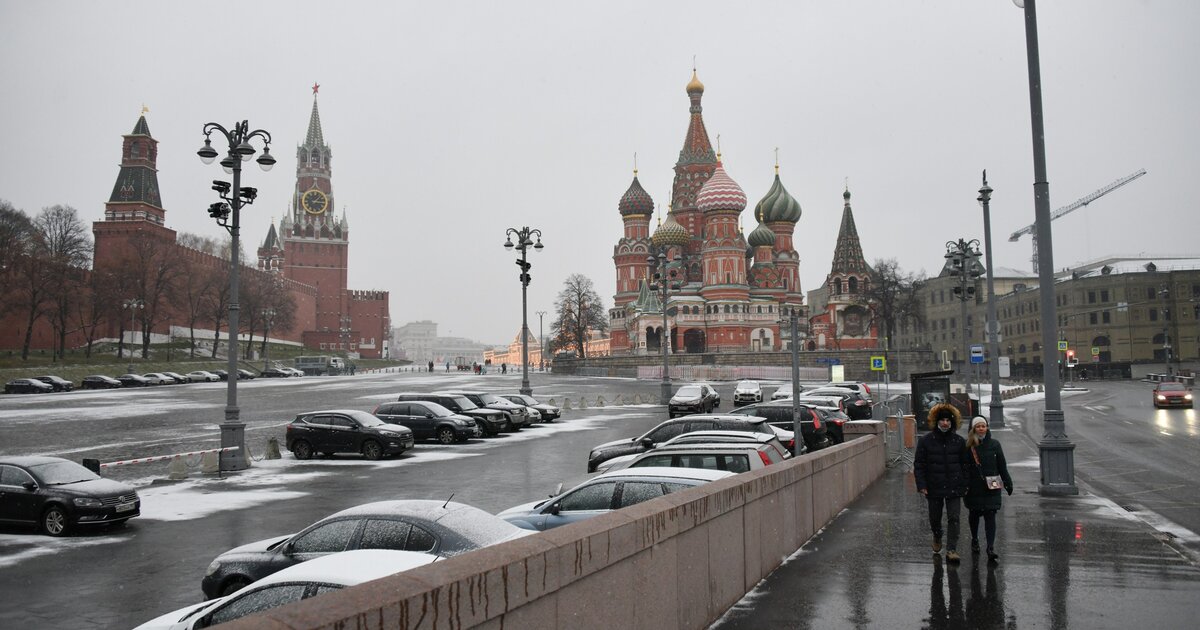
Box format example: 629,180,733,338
0,532,126,569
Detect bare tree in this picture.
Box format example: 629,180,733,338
201,240,234,359
178,256,218,357
34,205,92,359
74,271,116,358
551,274,607,359
0,200,34,322
124,233,183,358
855,258,926,350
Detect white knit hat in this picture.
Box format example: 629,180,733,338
971,416,988,429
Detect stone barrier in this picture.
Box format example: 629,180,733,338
222,423,887,630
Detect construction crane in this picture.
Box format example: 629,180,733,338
1009,168,1147,273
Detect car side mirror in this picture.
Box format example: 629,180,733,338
640,437,654,447
22,481,36,491
547,502,561,515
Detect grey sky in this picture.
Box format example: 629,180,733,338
2,1,1196,345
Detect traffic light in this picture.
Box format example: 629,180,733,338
1066,349,1078,366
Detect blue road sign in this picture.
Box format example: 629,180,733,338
970,344,985,364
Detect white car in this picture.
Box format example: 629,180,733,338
771,384,805,400
134,549,436,629
186,370,221,383
733,380,763,406
601,430,792,472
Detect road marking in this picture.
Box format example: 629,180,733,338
1160,430,1173,436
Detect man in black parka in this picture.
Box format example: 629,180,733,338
914,403,969,562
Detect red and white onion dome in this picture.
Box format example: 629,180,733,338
696,161,747,213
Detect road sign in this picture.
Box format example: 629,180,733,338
970,344,985,364
815,357,842,365
870,356,886,371
998,356,1011,378
1091,346,1100,356
1058,340,1069,351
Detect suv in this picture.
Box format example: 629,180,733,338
668,383,721,417
394,393,508,437
439,390,530,431
501,394,561,422
600,430,792,473
804,387,873,420
732,381,763,406
586,414,774,472
727,401,833,452
285,409,415,460
373,400,480,443
33,375,74,392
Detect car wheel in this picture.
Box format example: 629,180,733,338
361,440,384,460
437,427,457,445
292,440,313,460
220,578,250,597
41,505,69,537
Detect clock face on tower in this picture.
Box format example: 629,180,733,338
302,188,329,215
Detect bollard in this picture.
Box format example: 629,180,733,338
579,397,588,409
596,396,605,407
633,394,643,405
903,415,916,449
265,437,282,460
563,398,572,411
168,456,189,480
200,451,220,474
547,398,557,407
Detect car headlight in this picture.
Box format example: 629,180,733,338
1186,394,1194,401
1156,394,1166,400
456,418,472,426
73,497,102,508
205,560,221,576
380,430,401,437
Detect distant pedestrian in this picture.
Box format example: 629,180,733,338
914,403,969,563
501,363,507,374
964,417,1012,563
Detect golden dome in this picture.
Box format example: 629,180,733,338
686,70,704,94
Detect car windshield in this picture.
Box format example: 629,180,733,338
30,461,100,485
1159,383,1186,391
478,394,505,405
677,386,701,397
347,411,384,427
448,396,478,410
737,381,758,389
512,395,538,405
423,402,454,417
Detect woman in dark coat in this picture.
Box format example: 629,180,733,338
914,403,970,562
964,416,1013,562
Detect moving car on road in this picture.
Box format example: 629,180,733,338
0,456,139,536
733,380,763,406
4,378,54,394
33,375,74,392
80,375,122,389
1153,381,1193,409
372,400,480,444
501,394,561,422
668,383,721,417
587,414,775,472
499,467,734,531
285,409,415,460
260,367,292,378
199,500,529,599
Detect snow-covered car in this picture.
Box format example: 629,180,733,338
668,383,720,417
733,380,762,406
501,394,561,421
136,549,436,629
200,500,529,599
587,415,775,472
599,430,792,472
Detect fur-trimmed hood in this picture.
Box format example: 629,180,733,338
926,403,962,430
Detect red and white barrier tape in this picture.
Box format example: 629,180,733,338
99,446,240,468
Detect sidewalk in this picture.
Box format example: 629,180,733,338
712,425,1200,629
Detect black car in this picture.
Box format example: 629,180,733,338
372,400,479,444
80,375,122,390
212,369,230,381
4,378,54,394
199,500,530,599
0,456,140,536
586,414,775,472
285,409,415,460
260,367,292,378
805,387,874,420
439,390,530,430
501,394,561,422
237,369,256,380
668,384,721,417
394,393,508,437
728,401,834,452
33,375,74,392
116,373,152,387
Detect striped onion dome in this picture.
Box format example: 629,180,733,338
755,172,802,223
748,220,776,248
618,173,654,216
652,213,691,248
695,161,747,213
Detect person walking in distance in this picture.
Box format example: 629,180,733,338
914,403,969,563
964,416,1013,563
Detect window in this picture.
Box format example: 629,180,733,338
359,520,413,551
645,423,686,443
557,482,616,511
848,277,858,293
0,465,34,487
1150,308,1158,322
290,520,357,554
1088,291,1096,304
632,455,674,468
617,482,666,508
1101,289,1110,302
406,525,436,552
1089,313,1098,325
1148,287,1157,300
207,584,309,626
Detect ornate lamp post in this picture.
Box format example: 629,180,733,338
647,251,682,405
197,119,275,472
779,305,803,456
261,308,276,371
504,226,543,395
339,314,352,358
978,173,1005,427
536,310,547,371
122,298,143,373
945,238,982,396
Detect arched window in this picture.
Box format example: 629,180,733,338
1032,342,1041,351
724,305,730,313
834,278,843,294
848,277,858,293
1018,344,1027,353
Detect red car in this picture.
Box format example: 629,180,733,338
1153,382,1193,409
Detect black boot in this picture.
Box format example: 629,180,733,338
987,549,999,563
971,539,980,553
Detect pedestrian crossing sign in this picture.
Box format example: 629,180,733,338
870,356,886,371
1057,340,1069,351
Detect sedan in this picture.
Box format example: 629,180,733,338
600,430,792,472
163,371,191,384
1153,382,1193,409
186,370,221,383
259,367,292,378
285,409,415,460
4,378,54,394
499,467,734,531
733,380,762,406
501,394,561,422
80,375,122,390
117,373,152,387
668,383,721,417
141,373,171,385
0,456,139,536
199,500,530,599
33,375,74,392
136,550,437,629
587,415,776,473
236,369,256,380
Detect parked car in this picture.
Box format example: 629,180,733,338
136,549,437,630
600,430,792,473
199,499,529,599
499,467,735,531
186,370,221,383
727,401,834,452
4,378,54,394
260,367,292,378
280,367,305,377
804,387,873,420
812,406,849,444
163,371,192,384
0,456,139,536
587,414,775,472
212,369,230,381
237,369,256,380
285,409,415,460
372,400,480,444
732,380,763,406
668,383,721,417
33,375,74,392
501,394,561,422
394,393,508,437
80,375,122,390
440,390,530,430
771,384,805,400
624,442,787,474
141,373,171,385
824,381,873,400
1153,381,1193,409
117,373,152,387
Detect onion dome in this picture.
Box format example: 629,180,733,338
686,70,704,94
755,172,802,223
652,213,690,248
696,162,747,213
618,171,654,216
748,220,776,248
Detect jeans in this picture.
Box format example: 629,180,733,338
969,509,997,550
927,495,961,550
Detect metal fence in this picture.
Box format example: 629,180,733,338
636,365,828,382
877,394,914,470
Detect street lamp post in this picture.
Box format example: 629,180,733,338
648,251,682,405
779,306,803,456
978,172,1005,428
945,238,982,397
262,308,276,371
504,226,544,395
122,298,143,373
1017,0,1077,494
1160,285,1173,376
536,310,547,371
197,120,275,472
339,314,352,360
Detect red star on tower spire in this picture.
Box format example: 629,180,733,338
312,82,320,95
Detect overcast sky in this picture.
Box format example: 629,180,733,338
2,1,1196,346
